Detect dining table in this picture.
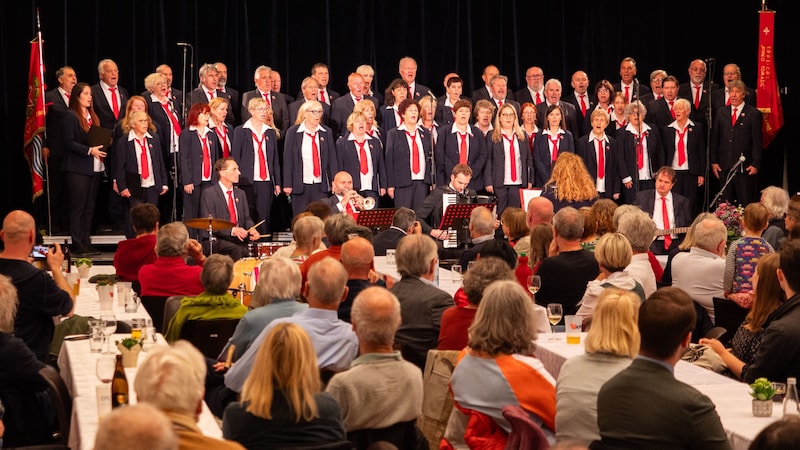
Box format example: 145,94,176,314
70,265,151,325
534,333,781,450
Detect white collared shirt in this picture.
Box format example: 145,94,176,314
297,122,325,184
398,123,426,180
667,119,695,171
652,191,676,239
590,134,607,192
99,80,119,116
243,119,273,182
501,131,522,185
625,122,654,180
348,133,375,188
127,130,155,187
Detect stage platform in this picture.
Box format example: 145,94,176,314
42,235,124,264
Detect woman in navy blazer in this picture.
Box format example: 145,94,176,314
62,82,106,255
486,103,532,215
434,99,488,191
533,104,575,188
385,98,433,212
379,78,409,147
336,111,386,202
178,103,220,232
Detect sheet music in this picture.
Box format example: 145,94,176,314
442,193,458,248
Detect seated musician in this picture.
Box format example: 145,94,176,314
199,157,260,260
633,166,692,255
416,163,476,240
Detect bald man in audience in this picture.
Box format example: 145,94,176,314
339,237,386,323
515,196,555,255
458,206,497,269
326,287,423,432
93,403,179,450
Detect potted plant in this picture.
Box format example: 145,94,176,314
116,337,142,367
750,377,776,417
75,258,93,278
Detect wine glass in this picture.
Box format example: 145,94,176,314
95,355,115,384
99,313,117,354
526,275,541,297
546,303,563,341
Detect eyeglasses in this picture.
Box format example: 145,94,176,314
500,112,516,118
307,110,323,115
254,107,269,112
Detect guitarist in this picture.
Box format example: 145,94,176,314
634,166,692,255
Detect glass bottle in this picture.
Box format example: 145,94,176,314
111,354,129,408
783,377,799,417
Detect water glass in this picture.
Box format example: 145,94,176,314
451,265,462,283
131,317,146,341
88,318,103,353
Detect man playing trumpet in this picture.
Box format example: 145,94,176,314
324,171,375,220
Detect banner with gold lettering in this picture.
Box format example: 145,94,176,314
756,9,783,148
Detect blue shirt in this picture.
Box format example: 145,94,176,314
219,299,308,361
225,307,358,392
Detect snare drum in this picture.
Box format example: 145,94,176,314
230,258,261,307
256,242,286,259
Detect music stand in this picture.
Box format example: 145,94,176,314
357,208,396,236
439,202,497,248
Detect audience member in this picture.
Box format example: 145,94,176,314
326,287,423,434
391,234,454,370
113,203,160,282
339,237,385,323
616,211,657,297
372,207,422,256
272,214,325,263
93,403,179,450
458,206,496,269
528,223,555,272
578,207,598,252
299,213,357,284
0,210,73,361
164,254,247,342
661,212,716,284
541,152,598,212
135,341,245,449
226,257,357,392
742,240,800,384
671,218,727,322
223,323,347,448
748,416,800,450
593,287,729,449
724,202,773,308
760,186,789,250
139,222,205,297
514,196,555,256
700,252,784,380
500,207,529,248
536,207,599,315
556,289,640,444
590,199,617,237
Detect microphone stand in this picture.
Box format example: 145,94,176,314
632,79,641,201
709,158,744,210
174,43,192,222
703,58,716,212
427,91,437,188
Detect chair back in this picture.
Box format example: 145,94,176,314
713,297,749,346
39,365,72,445
347,419,422,450
692,301,713,343
162,295,184,333
417,349,460,450
140,295,169,333
179,318,240,359
502,405,550,450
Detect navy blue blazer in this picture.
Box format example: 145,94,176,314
147,97,182,158
612,81,651,102
335,134,386,192
282,123,337,193
200,184,254,239
576,134,622,196
485,132,532,188
211,122,235,159
617,125,665,180
379,106,400,147
330,94,378,138
231,125,281,186
532,130,576,188
240,89,290,132
434,124,488,190
90,83,129,130
113,133,168,194
433,96,469,127
288,100,331,128
679,82,720,127
188,88,234,126
385,126,434,187
662,122,706,176
710,103,762,171
178,129,221,187
44,89,70,156
562,92,598,138
62,114,110,176
644,97,680,130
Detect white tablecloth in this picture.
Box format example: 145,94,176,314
71,265,150,324
58,333,222,450
534,333,780,449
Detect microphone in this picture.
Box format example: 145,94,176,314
634,78,639,85
738,154,746,162
704,57,716,64
177,42,192,47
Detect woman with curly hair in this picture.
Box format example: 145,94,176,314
591,198,618,237
541,152,598,212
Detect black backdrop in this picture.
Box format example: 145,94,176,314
1,0,796,220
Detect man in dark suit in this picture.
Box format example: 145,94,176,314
710,80,762,207
488,75,520,122
678,59,719,127
561,71,596,138
646,76,682,130
397,56,431,101
594,287,729,450
613,57,651,104
457,206,496,270
638,69,668,106
417,163,476,238
710,63,757,120
187,64,233,126
472,65,498,103
535,79,579,136
516,66,545,106
372,207,421,256
330,72,376,137
297,63,339,106
356,64,383,108
199,157,259,260
91,59,128,130
390,234,454,370
214,62,240,125
635,167,693,255
156,64,184,118
240,65,290,133
289,77,331,127
43,65,77,232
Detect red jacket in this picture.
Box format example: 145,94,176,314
113,234,157,282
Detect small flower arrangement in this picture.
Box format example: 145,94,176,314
750,377,776,401
75,257,93,268
714,202,744,243
116,337,141,350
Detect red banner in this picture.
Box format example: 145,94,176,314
23,40,46,202
756,10,783,148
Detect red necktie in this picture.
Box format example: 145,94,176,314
661,196,671,249
694,85,702,110
624,86,630,103
355,96,362,103
262,92,271,107
65,93,71,101
497,100,503,109
109,87,119,119
636,132,648,170
669,101,675,119
504,134,518,182
597,139,605,179
407,131,420,174
160,102,182,134
535,92,542,104
579,94,587,116
137,137,149,179
458,132,468,164
528,133,535,152
549,135,559,162
726,92,731,106
731,107,738,127
200,134,211,179
357,140,369,175
217,126,230,158
616,120,627,129
227,190,237,223
319,90,326,103
307,132,321,177
87,116,93,127
207,90,215,100
676,127,687,166
253,131,267,179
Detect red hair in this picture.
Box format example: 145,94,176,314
186,103,211,127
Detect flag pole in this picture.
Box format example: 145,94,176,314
36,8,53,235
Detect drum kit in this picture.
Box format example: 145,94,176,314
184,216,285,308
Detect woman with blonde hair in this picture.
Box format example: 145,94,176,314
541,152,598,212
556,288,640,443
444,280,556,447
222,323,346,447
209,96,233,158
486,103,532,214
353,99,381,139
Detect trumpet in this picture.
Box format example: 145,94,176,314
347,191,376,211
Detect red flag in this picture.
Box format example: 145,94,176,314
23,39,46,202
756,10,783,148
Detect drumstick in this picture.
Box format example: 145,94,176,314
248,220,265,232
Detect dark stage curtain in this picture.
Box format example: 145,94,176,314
1,0,796,220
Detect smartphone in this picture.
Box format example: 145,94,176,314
31,245,50,259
